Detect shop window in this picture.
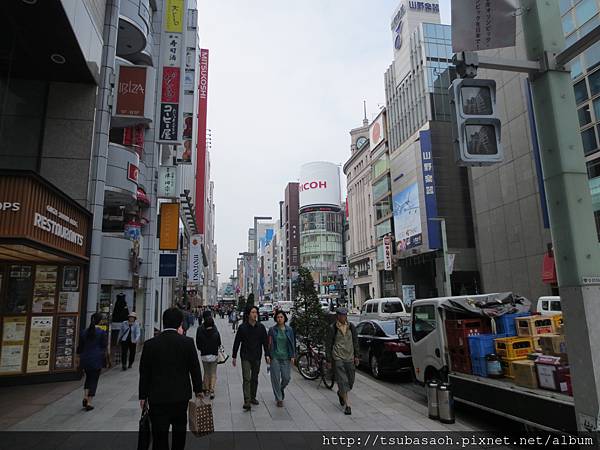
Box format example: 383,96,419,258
579,104,592,127
2,265,33,314
574,79,589,104
582,127,598,154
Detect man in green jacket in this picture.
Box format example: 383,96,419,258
325,307,359,415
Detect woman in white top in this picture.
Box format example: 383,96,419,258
195,314,221,399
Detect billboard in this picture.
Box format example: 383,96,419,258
393,182,422,251
115,66,146,116
187,234,203,285
159,203,179,250
159,254,178,278
370,111,386,150
195,49,209,233
299,161,341,210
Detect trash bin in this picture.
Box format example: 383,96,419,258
437,383,455,424
426,380,439,420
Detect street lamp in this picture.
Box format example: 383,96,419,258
253,216,272,301
239,252,254,297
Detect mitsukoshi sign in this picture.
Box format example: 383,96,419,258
299,161,342,209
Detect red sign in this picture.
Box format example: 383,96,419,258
299,181,327,192
161,67,181,103
116,66,146,116
195,49,209,233
372,122,381,144
123,125,145,154
542,253,557,284
127,162,139,183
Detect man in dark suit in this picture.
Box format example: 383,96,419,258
139,307,203,450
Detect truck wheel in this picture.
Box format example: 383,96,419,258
370,354,382,379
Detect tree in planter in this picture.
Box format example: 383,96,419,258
292,267,328,345
237,296,246,312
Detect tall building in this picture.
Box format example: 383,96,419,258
299,162,345,300
282,182,300,300
0,1,216,384
343,114,377,307
384,1,478,301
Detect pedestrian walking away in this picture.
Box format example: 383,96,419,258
229,309,239,332
267,310,296,407
195,315,221,399
139,307,203,450
76,312,108,412
232,306,269,411
325,307,359,416
117,312,141,370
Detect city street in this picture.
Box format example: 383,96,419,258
1,318,505,432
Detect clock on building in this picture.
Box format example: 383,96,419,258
356,136,368,150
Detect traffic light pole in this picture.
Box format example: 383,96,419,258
521,0,600,431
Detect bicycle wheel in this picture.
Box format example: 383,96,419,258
321,361,335,389
297,352,319,380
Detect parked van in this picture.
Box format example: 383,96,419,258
536,296,561,316
359,297,410,321
275,300,293,313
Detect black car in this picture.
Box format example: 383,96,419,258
355,320,412,379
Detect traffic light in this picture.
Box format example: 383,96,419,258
449,78,502,166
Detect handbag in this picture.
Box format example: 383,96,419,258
188,397,214,436
137,403,151,450
217,345,229,365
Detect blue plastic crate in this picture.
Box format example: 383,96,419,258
496,313,530,336
468,333,506,358
471,356,488,377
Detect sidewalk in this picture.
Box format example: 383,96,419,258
4,318,482,432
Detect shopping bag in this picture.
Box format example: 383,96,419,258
217,346,229,365
188,397,214,436
137,403,151,450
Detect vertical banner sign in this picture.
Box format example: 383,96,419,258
188,234,202,285
159,203,180,250
115,66,146,117
196,49,209,233
420,131,441,250
158,2,185,143
451,0,516,52
383,236,393,271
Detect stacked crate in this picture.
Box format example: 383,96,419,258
494,336,534,378
516,316,555,352
468,334,506,377
445,319,490,374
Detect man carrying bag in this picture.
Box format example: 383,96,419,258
139,308,203,450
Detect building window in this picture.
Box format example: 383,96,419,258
587,159,600,178
375,196,393,221
582,127,598,154
372,153,390,179
560,0,571,16
594,210,600,241
575,79,589,104
375,219,392,239
579,104,592,126
372,176,391,201
576,0,598,27
563,13,575,35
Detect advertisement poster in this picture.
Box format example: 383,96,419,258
6,265,32,314
26,316,53,373
402,285,416,309
179,113,193,164
54,316,76,370
61,266,80,291
0,316,27,374
32,266,57,313
58,292,80,313
393,182,422,251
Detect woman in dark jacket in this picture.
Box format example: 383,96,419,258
76,313,108,411
195,315,221,399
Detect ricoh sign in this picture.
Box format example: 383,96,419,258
299,162,341,210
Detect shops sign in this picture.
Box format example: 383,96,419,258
1,202,20,211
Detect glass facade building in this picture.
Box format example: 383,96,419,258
299,210,344,288
561,0,600,233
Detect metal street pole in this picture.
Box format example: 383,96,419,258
521,0,600,431
431,218,451,297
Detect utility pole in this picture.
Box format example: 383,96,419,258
521,0,600,431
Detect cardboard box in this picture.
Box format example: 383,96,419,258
511,360,538,389
538,334,567,355
535,356,570,393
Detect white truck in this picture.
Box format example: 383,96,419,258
410,294,575,432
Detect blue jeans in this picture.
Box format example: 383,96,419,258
270,358,291,401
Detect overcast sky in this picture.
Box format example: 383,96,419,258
198,1,451,283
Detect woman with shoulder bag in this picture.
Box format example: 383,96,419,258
267,310,296,407
76,313,108,411
195,315,221,399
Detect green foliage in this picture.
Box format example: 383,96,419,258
237,296,245,312
245,293,255,311
291,267,328,344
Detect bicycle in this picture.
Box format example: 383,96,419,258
296,339,335,389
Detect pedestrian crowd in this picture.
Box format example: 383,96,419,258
77,303,357,449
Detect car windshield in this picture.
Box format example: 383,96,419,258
378,321,397,336
382,302,405,313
